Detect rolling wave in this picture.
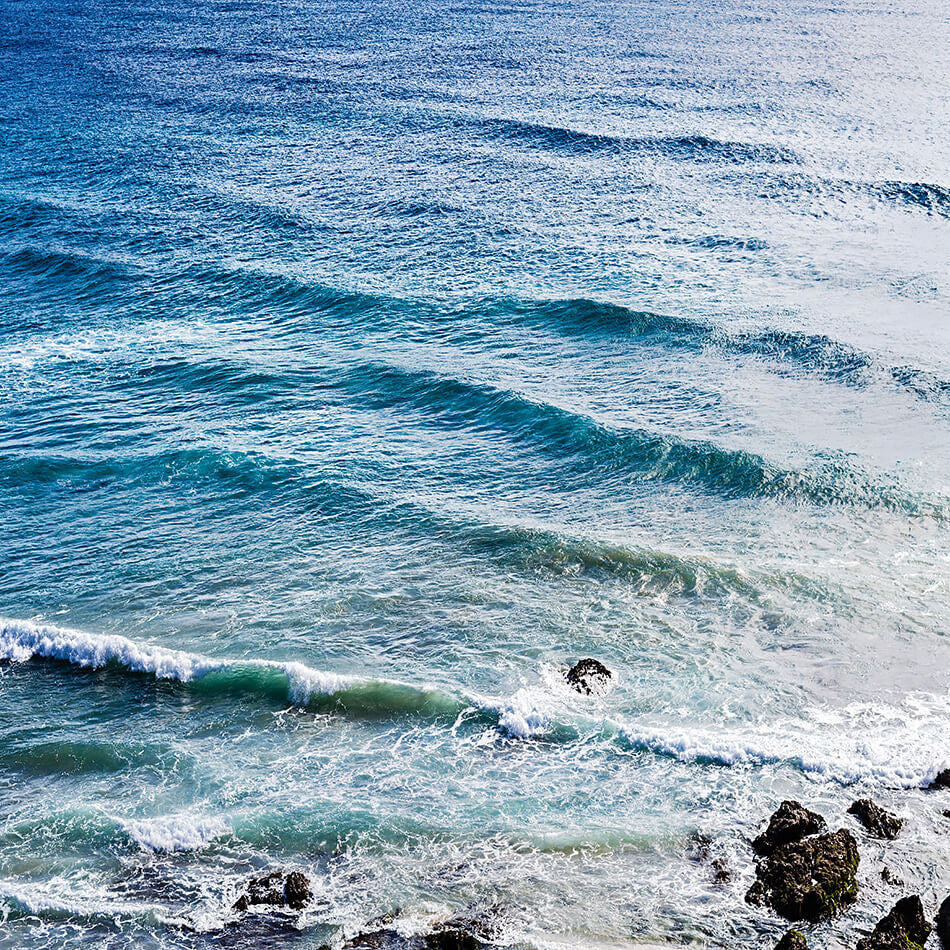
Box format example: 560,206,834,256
3,239,946,408
3,619,947,788
341,361,944,515
466,116,800,164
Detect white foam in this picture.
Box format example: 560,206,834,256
0,617,369,697
476,686,552,739
0,618,226,681
118,814,230,853
618,697,950,788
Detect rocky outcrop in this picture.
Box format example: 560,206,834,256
746,828,859,921
233,870,311,912
775,930,807,950
848,799,903,839
856,896,930,950
752,801,827,856
565,658,612,695
936,896,950,949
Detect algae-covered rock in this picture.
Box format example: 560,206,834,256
746,828,859,921
848,799,903,839
856,896,930,950
753,801,827,857
775,929,807,950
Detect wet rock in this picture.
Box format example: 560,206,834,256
930,769,950,789
686,831,713,863
233,870,311,912
856,896,930,950
343,907,501,950
710,857,732,884
746,828,859,921
848,799,903,839
881,867,904,887
775,930,807,950
937,896,950,950
565,658,612,695
753,801,827,857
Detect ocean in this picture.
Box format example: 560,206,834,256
1,0,949,946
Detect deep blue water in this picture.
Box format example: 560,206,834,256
1,0,949,946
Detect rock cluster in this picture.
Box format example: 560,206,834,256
848,799,903,839
747,802,858,921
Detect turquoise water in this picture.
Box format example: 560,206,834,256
1,0,949,946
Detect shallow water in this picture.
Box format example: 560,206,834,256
1,0,949,946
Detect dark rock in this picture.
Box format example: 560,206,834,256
856,896,931,950
848,799,903,839
753,801,827,857
425,930,480,950
710,857,732,884
881,867,904,887
746,828,859,921
565,658,612,695
943,809,950,819
930,769,950,789
233,870,311,912
775,930,807,950
342,907,502,950
937,896,950,950
344,930,403,950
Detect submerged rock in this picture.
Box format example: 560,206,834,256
343,907,502,950
856,896,930,950
753,801,827,857
233,870,311,912
881,867,904,887
775,930,807,950
746,828,859,921
565,658,612,695
937,896,950,949
848,799,903,839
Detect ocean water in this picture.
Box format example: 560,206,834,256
1,0,949,946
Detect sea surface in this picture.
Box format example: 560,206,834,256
1,0,949,946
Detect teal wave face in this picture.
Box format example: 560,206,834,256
2,0,950,945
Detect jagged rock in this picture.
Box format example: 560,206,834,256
233,870,311,912
930,769,950,789
936,896,950,950
775,930,807,950
565,658,612,695
746,828,859,921
881,867,904,887
848,799,903,839
753,801,827,856
856,896,930,950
